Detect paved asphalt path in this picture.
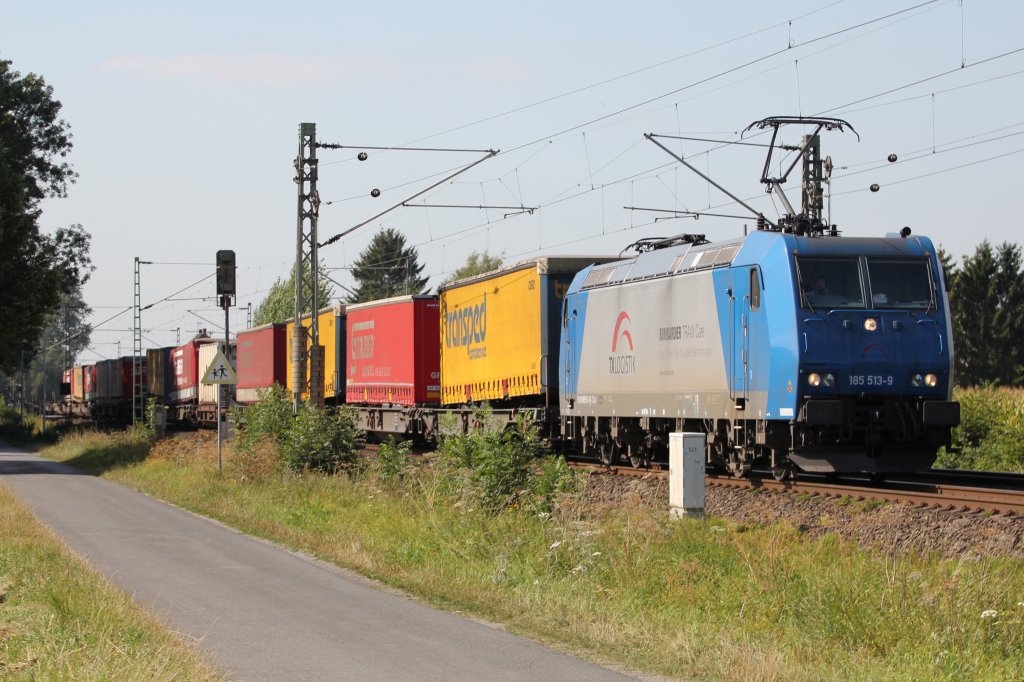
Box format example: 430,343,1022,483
0,443,636,681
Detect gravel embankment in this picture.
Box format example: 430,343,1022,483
581,473,1024,560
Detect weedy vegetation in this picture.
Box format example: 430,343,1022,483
26,399,1024,681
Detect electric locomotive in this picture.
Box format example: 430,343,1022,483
559,227,959,476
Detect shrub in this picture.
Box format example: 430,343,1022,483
233,384,293,452
280,403,365,475
936,387,1024,472
377,437,413,484
436,405,575,512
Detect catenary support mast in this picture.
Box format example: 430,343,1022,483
293,123,324,411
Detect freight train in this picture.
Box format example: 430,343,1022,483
61,227,959,476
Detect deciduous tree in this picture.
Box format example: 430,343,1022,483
444,250,503,284
0,58,90,374
253,259,335,326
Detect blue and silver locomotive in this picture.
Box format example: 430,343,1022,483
559,229,959,476
559,117,960,476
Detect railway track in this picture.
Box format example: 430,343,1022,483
571,461,1024,516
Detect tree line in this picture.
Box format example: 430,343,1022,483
941,241,1024,387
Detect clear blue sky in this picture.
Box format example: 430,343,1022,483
4,0,1022,361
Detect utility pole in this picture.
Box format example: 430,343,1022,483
132,257,145,425
294,122,324,411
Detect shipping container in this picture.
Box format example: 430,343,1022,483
198,341,236,406
285,305,345,402
236,323,288,404
72,366,85,402
146,347,175,403
83,365,97,402
60,369,72,397
345,295,440,406
170,334,214,403
439,257,609,406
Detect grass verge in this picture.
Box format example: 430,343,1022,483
0,480,219,680
40,430,1024,681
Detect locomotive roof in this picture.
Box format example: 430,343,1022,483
578,230,935,291
581,236,744,290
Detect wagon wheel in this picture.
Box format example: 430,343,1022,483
771,463,795,481
598,439,619,466
628,446,650,469
725,450,751,478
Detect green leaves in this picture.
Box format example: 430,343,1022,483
252,260,335,326
0,59,91,375
281,404,365,475
444,250,503,284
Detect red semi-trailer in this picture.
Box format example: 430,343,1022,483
345,295,440,406
236,323,288,404
170,333,215,423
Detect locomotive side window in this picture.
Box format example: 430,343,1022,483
749,268,760,310
796,256,864,309
866,258,933,309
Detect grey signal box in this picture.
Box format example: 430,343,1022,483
216,250,236,296
670,432,707,519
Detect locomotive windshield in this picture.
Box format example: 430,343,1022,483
865,258,934,309
797,255,935,310
796,257,864,309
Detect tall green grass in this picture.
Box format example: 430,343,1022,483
0,482,219,680
39,430,1024,681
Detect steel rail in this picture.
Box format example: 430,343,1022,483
571,462,1024,516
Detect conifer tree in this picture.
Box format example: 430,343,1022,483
347,228,428,303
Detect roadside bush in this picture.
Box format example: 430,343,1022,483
233,384,293,452
280,403,365,475
936,387,1024,472
437,405,576,512
377,437,413,484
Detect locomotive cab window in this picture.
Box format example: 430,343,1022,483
796,256,864,309
749,268,761,310
865,258,934,309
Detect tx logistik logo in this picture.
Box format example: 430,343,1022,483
609,311,637,374
446,293,488,359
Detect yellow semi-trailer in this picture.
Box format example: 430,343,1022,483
285,304,346,403
439,257,611,407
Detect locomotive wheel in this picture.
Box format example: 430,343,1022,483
598,440,619,466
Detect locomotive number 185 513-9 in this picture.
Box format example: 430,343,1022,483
848,374,894,387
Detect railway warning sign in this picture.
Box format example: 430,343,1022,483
201,350,237,385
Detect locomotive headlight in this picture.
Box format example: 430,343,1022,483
925,373,938,387
911,373,924,387
823,373,835,387
808,373,822,387
864,318,878,332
